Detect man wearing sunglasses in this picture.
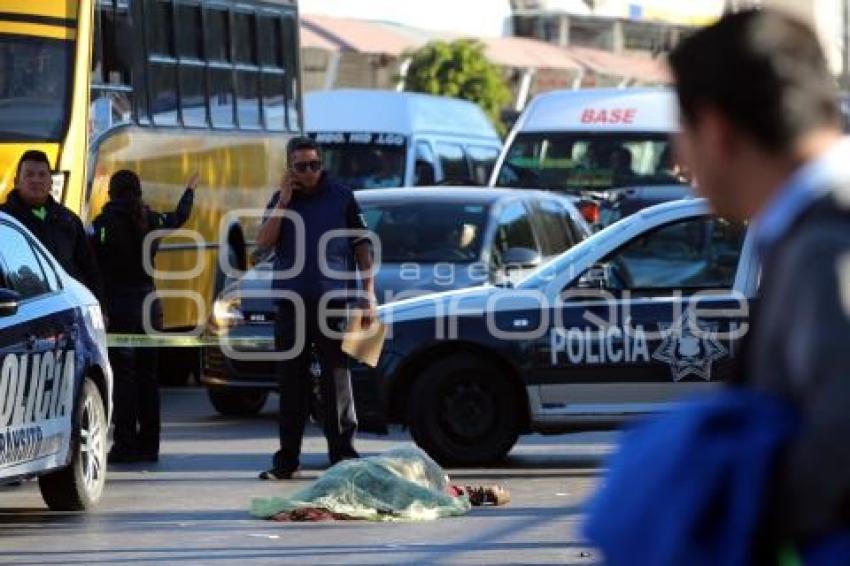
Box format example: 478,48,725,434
256,136,375,480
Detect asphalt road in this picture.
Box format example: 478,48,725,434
0,388,617,565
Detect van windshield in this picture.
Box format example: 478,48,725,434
0,35,73,141
314,132,407,190
494,132,686,193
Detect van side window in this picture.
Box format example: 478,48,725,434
414,141,436,186
436,142,469,184
467,145,500,185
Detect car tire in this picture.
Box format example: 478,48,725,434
207,387,268,416
38,377,107,511
409,354,519,466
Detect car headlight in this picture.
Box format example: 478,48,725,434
211,297,244,328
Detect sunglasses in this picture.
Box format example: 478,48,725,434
291,160,322,173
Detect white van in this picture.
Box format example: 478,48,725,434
305,90,502,189
490,88,689,224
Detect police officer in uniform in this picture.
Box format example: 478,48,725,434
1,150,104,302
256,137,376,480
92,170,199,463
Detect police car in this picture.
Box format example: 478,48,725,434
0,212,111,510
352,198,756,465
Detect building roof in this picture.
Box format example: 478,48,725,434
567,46,671,84
301,14,417,54
299,14,670,82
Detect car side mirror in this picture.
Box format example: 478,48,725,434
0,288,21,317
577,263,611,289
502,247,542,270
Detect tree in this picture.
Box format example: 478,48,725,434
403,39,511,133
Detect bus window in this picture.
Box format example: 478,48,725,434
233,12,258,66
180,65,207,128
176,3,207,128
260,14,286,131
145,1,178,126
91,0,134,138
0,37,72,141
176,3,203,60
259,15,284,68
210,69,235,128
237,71,262,129
262,73,286,132
150,63,179,126
147,0,175,58
234,12,261,130
205,7,230,63
282,12,300,131
204,6,235,128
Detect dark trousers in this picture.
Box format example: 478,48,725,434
108,288,162,456
273,298,358,471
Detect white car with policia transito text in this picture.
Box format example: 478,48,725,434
0,212,111,510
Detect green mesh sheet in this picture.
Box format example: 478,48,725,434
251,447,471,521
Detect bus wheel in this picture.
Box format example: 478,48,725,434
39,377,107,510
207,386,269,416
409,354,519,467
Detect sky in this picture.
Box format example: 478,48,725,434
299,0,514,37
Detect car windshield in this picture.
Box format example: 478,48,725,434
0,35,73,141
315,132,407,190
362,201,489,263
494,132,686,193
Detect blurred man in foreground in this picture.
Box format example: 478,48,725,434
670,8,850,547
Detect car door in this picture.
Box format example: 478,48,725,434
534,214,750,421
0,221,76,477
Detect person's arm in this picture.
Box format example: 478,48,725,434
772,231,850,538
256,176,293,250
346,194,376,328
152,173,199,230
74,216,106,306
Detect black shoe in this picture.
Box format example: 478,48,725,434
258,468,298,480
108,448,140,464
138,452,159,463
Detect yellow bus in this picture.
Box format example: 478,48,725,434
0,0,302,382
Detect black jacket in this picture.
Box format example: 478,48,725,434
747,187,850,539
1,189,104,302
91,187,194,294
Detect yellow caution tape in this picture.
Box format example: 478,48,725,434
107,333,274,349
